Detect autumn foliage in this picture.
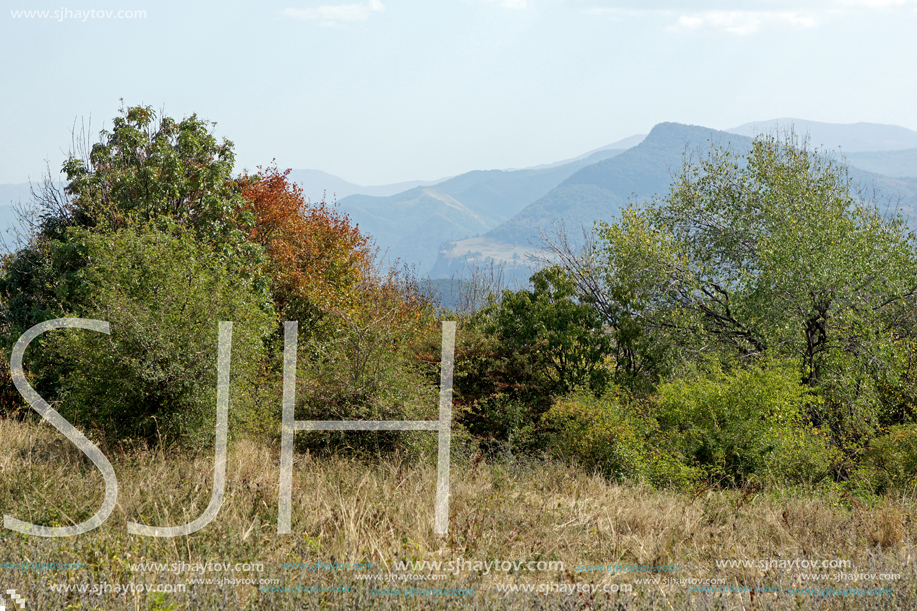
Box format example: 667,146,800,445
241,165,373,320
238,167,437,453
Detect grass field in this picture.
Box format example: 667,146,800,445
1,417,915,610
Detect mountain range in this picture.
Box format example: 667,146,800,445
431,121,917,279
2,119,916,280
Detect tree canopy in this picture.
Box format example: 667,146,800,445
553,132,917,457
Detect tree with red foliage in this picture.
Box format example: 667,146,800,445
240,166,438,447
240,165,373,323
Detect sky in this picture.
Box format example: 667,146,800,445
1,0,916,186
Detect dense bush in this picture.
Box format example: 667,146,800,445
42,226,274,446
543,388,700,488
452,266,611,451
855,424,917,493
293,272,440,456
0,104,273,432
450,325,548,451
654,360,838,487
543,389,643,479
476,265,611,395
236,163,442,457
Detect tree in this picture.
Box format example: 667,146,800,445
239,165,372,324
1,104,269,337
454,265,611,448
537,223,672,393
47,226,274,445
238,165,439,454
58,104,250,247
478,265,610,395
551,131,917,460
0,104,273,434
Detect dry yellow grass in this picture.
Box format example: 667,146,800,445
1,417,915,610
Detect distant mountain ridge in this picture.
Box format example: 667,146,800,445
287,169,445,204
514,134,647,171
726,119,917,152
336,147,630,272
433,122,917,279
3,119,917,274
842,149,917,178
486,123,751,246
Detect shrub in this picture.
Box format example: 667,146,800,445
543,388,645,480
543,388,700,488
44,225,274,446
292,270,441,457
856,424,917,493
475,265,611,397
454,266,612,452
655,360,837,487
450,325,550,451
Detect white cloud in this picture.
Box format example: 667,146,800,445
671,10,818,35
282,0,384,26
576,0,916,34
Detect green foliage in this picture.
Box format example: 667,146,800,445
591,132,917,456
542,388,701,489
1,233,108,412
855,424,917,493
54,104,266,300
480,265,611,394
450,326,545,449
543,389,644,480
292,278,441,457
45,226,274,446
541,363,841,490
0,104,270,343
454,266,611,450
655,361,838,487
61,104,246,240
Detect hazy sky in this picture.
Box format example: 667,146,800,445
1,0,916,185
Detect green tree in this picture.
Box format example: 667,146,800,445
479,265,610,395
43,226,274,445
455,265,611,447
0,104,273,436
1,104,268,337
58,104,251,247
561,132,917,462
